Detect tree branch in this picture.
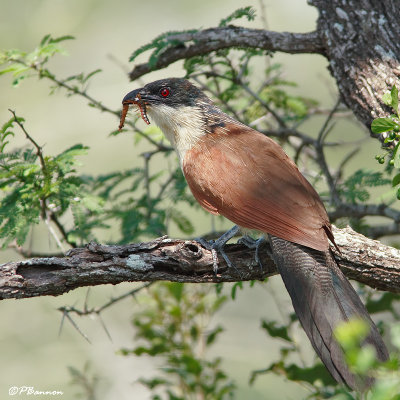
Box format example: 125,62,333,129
129,28,325,80
329,203,400,223
0,226,399,300
128,2,400,132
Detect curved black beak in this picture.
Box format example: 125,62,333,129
122,88,142,104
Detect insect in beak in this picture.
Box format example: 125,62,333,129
118,93,150,130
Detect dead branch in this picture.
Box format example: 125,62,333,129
0,226,399,300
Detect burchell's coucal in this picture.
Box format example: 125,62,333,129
120,78,388,391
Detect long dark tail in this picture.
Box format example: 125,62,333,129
269,235,388,391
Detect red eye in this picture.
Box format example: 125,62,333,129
160,87,170,97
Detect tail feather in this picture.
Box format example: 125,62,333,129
269,235,388,391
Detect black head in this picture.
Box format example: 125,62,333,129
122,78,210,109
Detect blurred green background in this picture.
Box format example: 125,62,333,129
0,1,389,399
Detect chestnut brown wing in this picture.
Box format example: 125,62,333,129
183,125,331,251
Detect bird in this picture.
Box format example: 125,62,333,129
120,77,388,391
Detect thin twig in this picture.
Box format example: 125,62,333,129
15,59,167,151
156,172,176,200
59,309,91,343
57,283,153,317
142,152,152,219
9,109,76,249
8,109,46,173
314,101,342,205
50,213,76,248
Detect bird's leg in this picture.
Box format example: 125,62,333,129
238,235,268,270
196,225,240,274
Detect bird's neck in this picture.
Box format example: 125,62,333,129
147,104,206,167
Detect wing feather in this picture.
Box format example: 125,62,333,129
183,124,331,251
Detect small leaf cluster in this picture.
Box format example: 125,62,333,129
129,5,257,71
0,34,74,86
129,29,198,68
250,290,400,399
68,362,99,400
334,319,400,400
0,33,196,247
251,313,345,398
0,34,104,110
337,169,391,204
335,169,391,234
119,282,235,400
91,164,195,243
218,6,256,27
371,86,400,199
246,63,317,122
0,117,195,249
0,116,101,247
185,53,314,127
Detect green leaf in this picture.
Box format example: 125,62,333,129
334,319,369,350
49,35,75,44
168,208,194,234
261,320,292,342
206,326,224,346
391,85,399,115
219,6,256,27
40,34,51,46
231,281,243,299
392,173,400,188
394,142,400,168
82,68,102,83
286,97,307,117
166,282,184,302
382,91,393,106
390,323,400,350
283,363,337,386
371,117,398,133
366,292,400,314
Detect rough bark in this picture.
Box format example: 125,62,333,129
128,0,400,132
1,226,399,300
128,29,325,80
312,0,400,128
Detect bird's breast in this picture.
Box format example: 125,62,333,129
148,104,206,166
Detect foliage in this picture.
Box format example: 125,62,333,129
129,29,198,67
68,362,99,400
248,294,400,400
218,6,256,27
0,114,98,247
119,282,235,400
337,170,391,204
0,34,74,87
129,5,256,69
371,85,400,200
334,320,400,400
0,36,197,249
1,4,400,399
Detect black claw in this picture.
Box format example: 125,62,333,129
238,235,267,271
196,225,241,275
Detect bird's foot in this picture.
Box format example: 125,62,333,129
196,225,240,274
238,235,267,271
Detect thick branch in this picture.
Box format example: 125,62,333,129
129,28,324,80
128,2,400,132
312,0,400,129
0,226,399,300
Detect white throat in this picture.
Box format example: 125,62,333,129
147,104,205,166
